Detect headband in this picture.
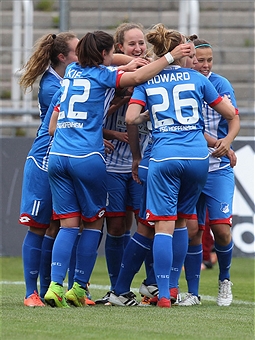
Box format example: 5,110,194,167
195,43,212,49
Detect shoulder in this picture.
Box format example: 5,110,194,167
209,72,232,87
40,71,60,88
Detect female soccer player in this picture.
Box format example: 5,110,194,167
107,37,199,307
96,23,150,305
19,32,79,307
19,32,79,122
180,37,240,307
43,30,191,308
109,24,237,308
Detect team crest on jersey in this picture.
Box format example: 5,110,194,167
220,203,230,214
19,216,31,223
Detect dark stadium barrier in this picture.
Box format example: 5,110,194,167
0,137,254,257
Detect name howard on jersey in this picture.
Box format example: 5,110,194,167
148,72,190,85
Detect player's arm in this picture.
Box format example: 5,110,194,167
210,94,236,121
126,124,142,184
125,103,149,125
103,128,129,143
119,45,191,88
49,105,59,136
211,114,240,157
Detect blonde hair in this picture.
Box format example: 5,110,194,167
19,31,77,92
146,23,184,58
114,22,145,53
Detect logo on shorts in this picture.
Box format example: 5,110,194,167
220,203,230,214
98,209,105,218
146,212,150,219
19,216,31,223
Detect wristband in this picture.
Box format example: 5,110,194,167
164,52,174,64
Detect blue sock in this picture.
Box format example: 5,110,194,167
114,232,152,295
144,241,154,279
184,244,203,296
169,227,188,289
22,231,44,298
68,233,81,290
144,266,156,286
144,239,156,285
105,233,125,290
153,233,173,300
215,240,233,281
123,230,131,248
51,227,79,285
39,235,55,298
74,229,101,287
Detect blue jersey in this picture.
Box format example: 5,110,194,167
203,72,238,171
130,66,222,160
50,63,122,157
19,91,60,228
27,90,60,171
38,66,62,122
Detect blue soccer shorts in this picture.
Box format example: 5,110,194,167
19,157,53,229
48,153,107,222
197,166,234,228
146,158,209,221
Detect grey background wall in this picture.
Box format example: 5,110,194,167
1,137,254,258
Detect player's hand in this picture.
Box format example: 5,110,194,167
211,137,231,157
227,149,237,168
114,131,129,143
139,110,150,122
132,159,142,184
123,57,150,71
104,139,114,154
170,43,191,61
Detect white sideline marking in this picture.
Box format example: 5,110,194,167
1,281,254,306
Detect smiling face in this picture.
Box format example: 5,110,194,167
118,28,147,57
194,47,213,76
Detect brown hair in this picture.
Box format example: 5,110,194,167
114,22,145,53
187,34,198,42
19,32,77,91
76,31,114,68
191,37,212,49
146,23,184,58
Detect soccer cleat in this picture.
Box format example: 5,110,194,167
217,279,233,306
84,282,92,300
85,297,96,305
109,291,139,306
95,291,112,305
178,293,201,306
170,287,179,304
150,287,178,306
24,291,45,307
65,282,94,307
139,295,152,306
157,297,171,308
149,295,158,305
44,281,70,308
139,281,159,299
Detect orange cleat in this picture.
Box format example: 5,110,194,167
24,291,45,307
